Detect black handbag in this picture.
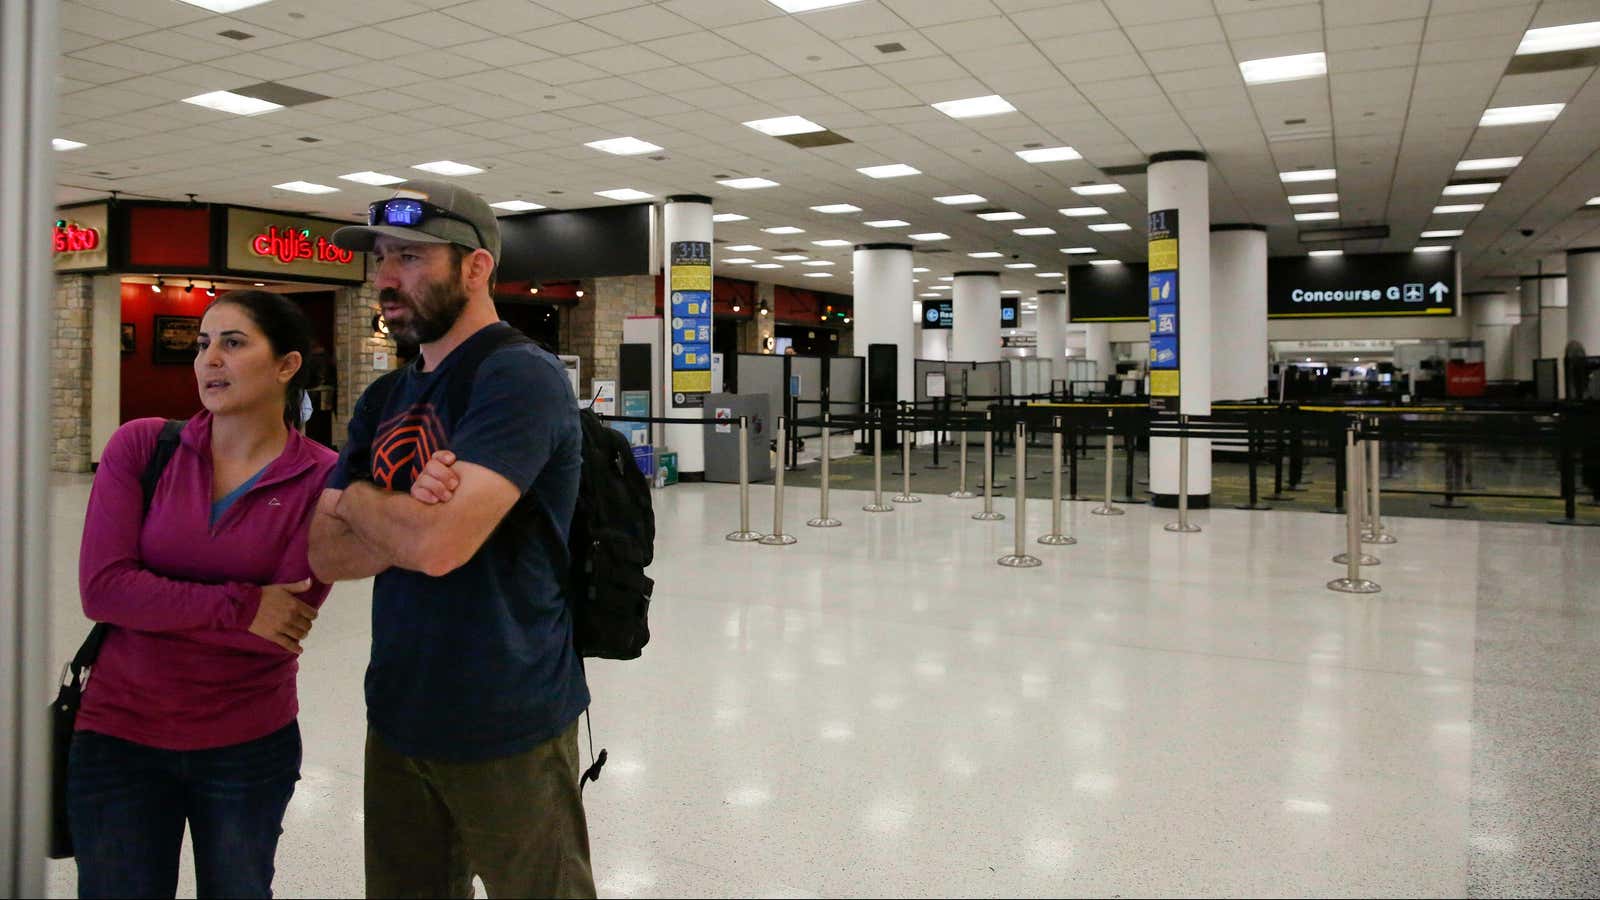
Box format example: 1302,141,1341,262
49,419,185,860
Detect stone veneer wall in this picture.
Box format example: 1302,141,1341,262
569,275,656,398
332,281,396,447
52,274,95,472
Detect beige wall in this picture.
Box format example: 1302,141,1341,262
52,274,95,472
331,280,396,447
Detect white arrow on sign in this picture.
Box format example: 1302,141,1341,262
1430,281,1450,303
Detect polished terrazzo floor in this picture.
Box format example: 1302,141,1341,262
44,474,1599,897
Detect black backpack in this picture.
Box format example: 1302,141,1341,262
357,324,655,659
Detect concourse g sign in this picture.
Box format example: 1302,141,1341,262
1268,250,1456,318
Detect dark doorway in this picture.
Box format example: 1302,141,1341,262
496,298,561,354
290,291,337,448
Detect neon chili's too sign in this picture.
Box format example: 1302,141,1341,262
251,224,355,265
53,219,101,254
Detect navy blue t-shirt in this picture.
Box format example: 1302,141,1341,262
329,324,589,762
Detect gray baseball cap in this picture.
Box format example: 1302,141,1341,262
333,178,501,265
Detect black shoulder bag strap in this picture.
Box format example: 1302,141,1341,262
69,418,186,672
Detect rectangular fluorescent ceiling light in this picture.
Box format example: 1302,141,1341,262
968,251,1003,258
921,292,940,298
1014,227,1056,236
1433,204,1483,214
53,138,86,151
913,267,929,273
865,219,909,228
341,171,404,186
939,275,955,281
1442,182,1499,196
728,244,762,252
723,258,755,264
584,137,662,156
1308,249,1343,257
763,226,805,234
1479,104,1564,127
811,204,861,214
490,200,545,211
712,213,748,222
909,232,948,241
1288,193,1338,204
182,90,283,116
1034,271,1064,277
932,94,1016,119
774,254,809,261
1588,196,1600,205
1002,289,1022,295
1457,157,1521,171
175,0,273,10
719,177,780,189
1088,223,1131,232
935,194,986,205
1088,259,1120,266
1294,211,1339,221
1240,51,1327,85
929,284,951,290
858,164,920,178
274,181,338,194
803,272,832,277
1420,230,1463,239
752,263,783,269
1516,21,1600,55
1060,206,1106,217
1016,146,1081,163
594,188,653,201
977,211,1025,221
1005,262,1036,269
414,160,483,176
1071,184,1125,196
812,239,850,247
1280,169,1336,183
802,260,835,266
1061,247,1096,254
742,115,826,136
1413,245,1452,253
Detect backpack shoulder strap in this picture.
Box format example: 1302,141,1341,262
79,417,187,671
444,323,533,420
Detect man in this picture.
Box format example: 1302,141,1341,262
309,180,594,898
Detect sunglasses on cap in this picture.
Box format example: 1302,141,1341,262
367,198,488,255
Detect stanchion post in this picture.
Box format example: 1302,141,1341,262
808,412,841,528
1364,418,1395,543
1040,416,1076,546
759,416,798,545
973,412,1004,521
894,404,921,504
1329,426,1381,593
999,421,1042,567
1333,424,1380,567
863,409,893,513
726,416,763,542
1091,411,1123,516
1165,415,1201,533
950,419,976,499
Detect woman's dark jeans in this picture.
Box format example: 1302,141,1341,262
68,721,301,899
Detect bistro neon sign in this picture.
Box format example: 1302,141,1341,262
250,224,355,265
53,219,100,254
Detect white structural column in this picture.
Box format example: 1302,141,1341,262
90,274,121,464
1512,277,1543,381
662,195,713,477
1567,247,1600,355
853,243,916,401
1082,323,1112,383
1466,291,1516,382
918,314,950,360
1036,287,1068,385
1,0,60,893
1148,151,1212,507
952,271,1001,362
1209,225,1267,401
1537,274,1569,360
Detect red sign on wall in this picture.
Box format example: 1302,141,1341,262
1446,361,1486,397
53,219,101,254
250,225,355,265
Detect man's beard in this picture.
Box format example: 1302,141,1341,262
380,276,469,345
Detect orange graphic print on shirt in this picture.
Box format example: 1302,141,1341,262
371,404,447,490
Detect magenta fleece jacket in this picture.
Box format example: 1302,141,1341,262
76,413,337,751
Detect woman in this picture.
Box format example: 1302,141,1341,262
70,290,338,898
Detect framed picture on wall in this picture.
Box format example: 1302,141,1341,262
120,323,135,354
152,315,199,365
